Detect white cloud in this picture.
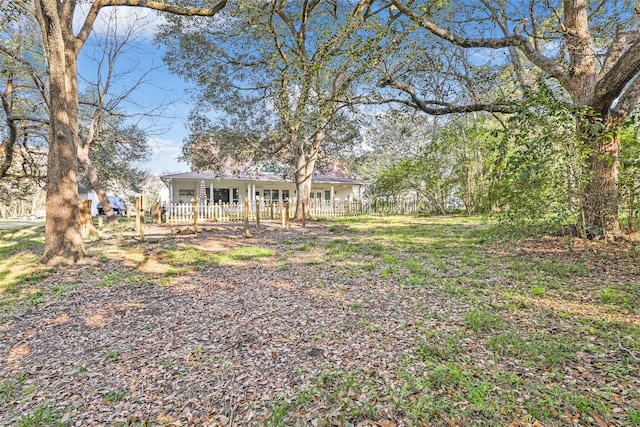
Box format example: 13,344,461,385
74,4,166,40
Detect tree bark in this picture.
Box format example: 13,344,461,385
581,131,621,239
36,0,86,263
293,147,317,221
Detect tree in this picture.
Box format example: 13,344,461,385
387,0,640,238
77,9,155,226
7,0,226,263
159,0,399,220
0,8,49,181
367,112,502,215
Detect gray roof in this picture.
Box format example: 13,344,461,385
160,170,362,185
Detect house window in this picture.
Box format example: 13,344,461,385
262,189,281,203
232,188,239,203
325,191,331,201
213,188,230,203
282,190,289,200
179,190,195,197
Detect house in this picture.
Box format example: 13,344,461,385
160,170,363,206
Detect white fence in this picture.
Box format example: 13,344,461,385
164,200,364,224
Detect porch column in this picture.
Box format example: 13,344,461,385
330,186,334,202
209,182,214,204
169,179,174,202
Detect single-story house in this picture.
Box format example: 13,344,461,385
160,170,363,205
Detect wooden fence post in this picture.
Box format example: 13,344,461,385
136,196,145,242
244,198,250,238
193,198,198,234
151,204,162,224
78,199,94,238
281,202,287,228
270,202,274,219
255,200,261,228
285,202,290,230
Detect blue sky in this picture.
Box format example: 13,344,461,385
75,7,193,175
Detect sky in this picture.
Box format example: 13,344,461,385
75,6,194,175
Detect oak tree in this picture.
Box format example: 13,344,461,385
8,0,226,263
387,0,640,238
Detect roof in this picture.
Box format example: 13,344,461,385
160,170,363,185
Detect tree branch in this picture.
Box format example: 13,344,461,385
76,0,228,48
389,0,569,83
593,40,640,117
378,77,513,115
610,76,640,125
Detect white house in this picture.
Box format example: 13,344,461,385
160,170,363,206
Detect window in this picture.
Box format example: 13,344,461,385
213,188,230,203
262,189,281,203
232,188,239,203
282,190,289,201
325,191,331,201
179,189,195,197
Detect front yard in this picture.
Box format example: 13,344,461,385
1,216,639,426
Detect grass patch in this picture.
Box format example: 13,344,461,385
463,308,504,332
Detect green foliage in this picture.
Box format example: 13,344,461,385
492,83,588,229
157,1,388,178
617,122,640,230
368,113,503,215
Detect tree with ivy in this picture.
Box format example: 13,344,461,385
386,0,640,239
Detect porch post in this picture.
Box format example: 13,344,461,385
209,182,214,204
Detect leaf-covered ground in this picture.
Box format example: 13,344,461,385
1,216,639,426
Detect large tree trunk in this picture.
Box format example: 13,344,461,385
292,130,324,221
78,144,118,225
293,149,316,221
37,0,85,263
581,132,621,239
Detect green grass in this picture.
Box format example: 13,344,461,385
463,308,504,332
0,225,50,315
16,402,64,427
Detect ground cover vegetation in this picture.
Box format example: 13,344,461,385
2,0,640,263
1,216,639,426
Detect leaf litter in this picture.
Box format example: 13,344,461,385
1,218,639,426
